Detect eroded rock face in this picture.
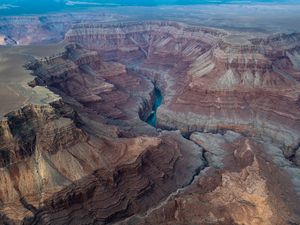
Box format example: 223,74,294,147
119,133,300,225
0,100,205,224
0,13,121,45
27,44,153,124
65,21,300,159
64,21,300,224
25,132,205,225
0,44,207,224
1,19,300,225
1,102,86,163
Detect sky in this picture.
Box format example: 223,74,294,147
0,0,298,15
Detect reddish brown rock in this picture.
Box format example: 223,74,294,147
23,131,205,225
64,21,300,148
27,44,154,125
0,101,205,224
0,13,121,45
119,133,300,225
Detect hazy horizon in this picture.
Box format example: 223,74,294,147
1,0,300,16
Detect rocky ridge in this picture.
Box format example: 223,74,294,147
65,21,300,148
0,13,122,45
64,21,300,224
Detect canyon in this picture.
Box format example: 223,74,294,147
0,7,300,225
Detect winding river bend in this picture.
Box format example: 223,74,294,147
146,87,163,127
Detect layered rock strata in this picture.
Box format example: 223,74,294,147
0,13,122,45
0,100,205,224
64,21,300,224
65,21,300,160
26,44,156,129
0,41,207,224
119,132,300,225
25,131,205,225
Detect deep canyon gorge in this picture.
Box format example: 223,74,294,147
0,5,300,225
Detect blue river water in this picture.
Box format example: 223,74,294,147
146,88,163,127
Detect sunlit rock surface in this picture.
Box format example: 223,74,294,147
120,133,300,225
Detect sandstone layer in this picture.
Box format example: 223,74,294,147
0,99,205,224
119,132,300,225
65,21,300,163
0,13,121,45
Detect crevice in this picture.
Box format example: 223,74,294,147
20,197,37,214
182,135,210,171
113,131,210,224
138,81,163,127
115,157,208,225
284,141,300,167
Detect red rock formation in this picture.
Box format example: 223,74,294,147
63,21,300,224
0,13,122,45
0,100,205,224
27,44,154,123
24,132,205,225
0,101,86,165
65,21,300,154
118,132,300,225
0,42,207,224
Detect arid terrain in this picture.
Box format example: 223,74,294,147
0,4,300,225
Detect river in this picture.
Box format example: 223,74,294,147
146,87,163,127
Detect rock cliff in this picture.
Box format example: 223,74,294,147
65,21,300,157
63,21,300,224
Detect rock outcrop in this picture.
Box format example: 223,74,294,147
120,132,300,225
24,131,205,225
64,21,300,224
0,13,122,45
0,101,86,166
0,99,205,224
65,21,300,157
27,44,156,127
